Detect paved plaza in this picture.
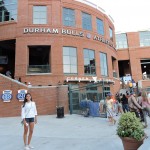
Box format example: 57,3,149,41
0,114,150,150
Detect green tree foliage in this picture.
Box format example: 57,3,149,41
117,112,145,141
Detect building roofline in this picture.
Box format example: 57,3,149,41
74,0,114,24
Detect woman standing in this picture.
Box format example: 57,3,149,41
141,91,150,128
21,93,37,150
106,93,116,125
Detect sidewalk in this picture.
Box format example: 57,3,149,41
0,114,149,150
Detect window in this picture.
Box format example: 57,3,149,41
28,46,50,73
84,49,96,75
116,33,128,49
140,31,150,47
104,86,110,98
0,0,18,22
82,12,92,31
109,27,113,41
33,6,47,24
100,52,108,76
96,18,104,35
63,8,75,27
63,47,77,74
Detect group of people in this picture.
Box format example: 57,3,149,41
105,90,150,127
21,91,150,149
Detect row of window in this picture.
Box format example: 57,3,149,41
28,46,108,76
0,2,113,41
63,47,108,76
33,6,113,40
116,31,150,49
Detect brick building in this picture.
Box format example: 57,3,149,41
0,0,120,116
116,31,150,91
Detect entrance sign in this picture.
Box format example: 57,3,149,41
1,90,13,102
23,27,115,49
66,76,115,83
17,89,27,101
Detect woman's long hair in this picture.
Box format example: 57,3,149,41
141,91,148,102
23,93,32,107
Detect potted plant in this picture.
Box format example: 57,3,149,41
117,112,146,150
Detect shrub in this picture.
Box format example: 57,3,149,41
117,112,145,141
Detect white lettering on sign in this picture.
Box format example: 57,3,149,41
93,35,115,48
61,29,84,37
23,28,59,34
66,76,115,83
23,27,115,49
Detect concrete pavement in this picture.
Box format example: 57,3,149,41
0,114,150,150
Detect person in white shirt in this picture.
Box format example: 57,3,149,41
21,93,37,150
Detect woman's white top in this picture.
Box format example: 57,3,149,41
21,101,37,119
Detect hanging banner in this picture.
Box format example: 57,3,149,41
17,89,27,101
1,90,13,102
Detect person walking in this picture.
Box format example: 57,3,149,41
141,91,150,128
106,93,116,125
21,93,37,150
115,92,123,115
128,92,142,118
121,94,129,113
137,92,144,122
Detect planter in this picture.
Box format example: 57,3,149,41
120,137,145,150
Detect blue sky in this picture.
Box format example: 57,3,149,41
87,0,150,33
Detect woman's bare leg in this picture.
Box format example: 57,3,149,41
23,124,29,146
28,122,34,145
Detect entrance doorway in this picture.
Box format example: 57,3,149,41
0,40,15,78
68,82,110,114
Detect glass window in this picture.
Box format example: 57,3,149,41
116,33,128,49
82,12,92,31
33,6,47,24
96,18,104,35
63,7,75,27
100,52,108,76
28,46,50,74
139,31,150,47
109,27,113,41
84,49,96,75
63,47,77,74
0,0,18,22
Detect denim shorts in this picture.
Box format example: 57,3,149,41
25,118,34,123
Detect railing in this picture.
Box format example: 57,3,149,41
113,72,117,78
28,65,50,74
74,0,114,23
142,74,150,80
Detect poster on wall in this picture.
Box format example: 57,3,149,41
1,90,13,102
17,89,27,101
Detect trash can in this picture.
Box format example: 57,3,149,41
56,106,64,118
